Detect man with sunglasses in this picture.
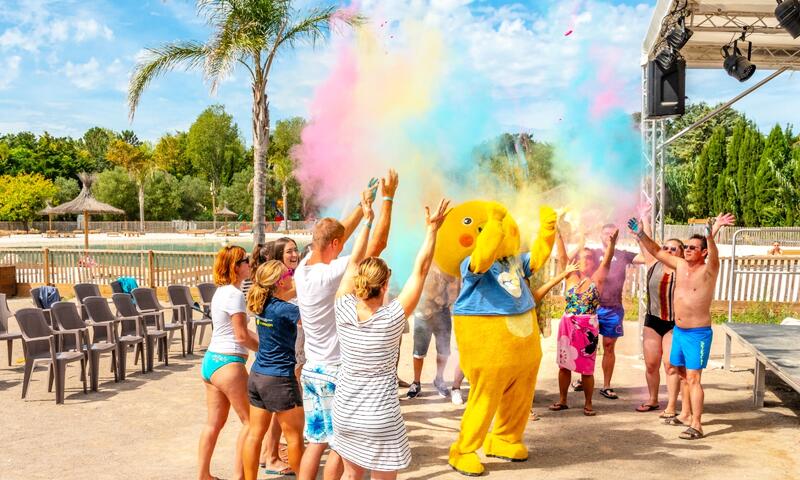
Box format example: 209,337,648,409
628,213,735,441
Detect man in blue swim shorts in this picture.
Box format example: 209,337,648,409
631,213,735,441
590,224,638,400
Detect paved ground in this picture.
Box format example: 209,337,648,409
1,297,798,480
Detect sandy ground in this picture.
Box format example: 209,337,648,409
1,296,798,480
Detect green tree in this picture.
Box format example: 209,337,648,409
186,105,246,189
154,131,193,178
704,126,727,214
664,162,692,223
144,171,182,220
220,166,255,221
754,125,790,226
81,127,116,171
268,117,305,228
106,139,155,230
739,126,764,226
0,173,57,222
689,145,710,217
52,176,80,206
128,0,361,243
93,167,139,218
665,102,743,165
178,175,212,220
119,130,141,147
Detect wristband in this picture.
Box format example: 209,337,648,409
636,230,645,239
365,221,373,229
383,196,393,202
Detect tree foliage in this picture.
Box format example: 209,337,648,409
186,104,246,189
0,173,57,222
93,167,138,218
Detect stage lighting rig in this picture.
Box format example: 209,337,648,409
775,0,800,39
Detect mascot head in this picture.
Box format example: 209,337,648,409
434,200,522,277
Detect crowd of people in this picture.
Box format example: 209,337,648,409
194,168,735,479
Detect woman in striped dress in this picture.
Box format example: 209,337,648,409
332,196,450,479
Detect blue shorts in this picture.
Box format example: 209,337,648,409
670,325,713,370
201,351,246,382
300,364,338,444
597,305,625,338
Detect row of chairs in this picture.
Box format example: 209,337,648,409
1,282,218,404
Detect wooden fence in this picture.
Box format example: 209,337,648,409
1,248,798,303
0,220,316,234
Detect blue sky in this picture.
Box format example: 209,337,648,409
0,0,797,145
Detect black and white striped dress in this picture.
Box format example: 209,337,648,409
332,294,411,471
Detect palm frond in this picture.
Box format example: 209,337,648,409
278,6,340,50
128,41,208,120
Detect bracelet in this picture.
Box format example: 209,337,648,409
383,196,394,202
636,230,645,239
365,221,373,229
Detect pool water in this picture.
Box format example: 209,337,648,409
86,238,310,253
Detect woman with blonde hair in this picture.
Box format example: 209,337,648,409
332,197,449,479
199,245,258,480
242,260,305,480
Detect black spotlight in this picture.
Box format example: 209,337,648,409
655,46,677,70
775,0,800,39
723,42,757,82
665,16,693,50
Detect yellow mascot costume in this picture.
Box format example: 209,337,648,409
435,201,556,476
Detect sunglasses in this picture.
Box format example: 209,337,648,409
661,246,680,252
685,245,703,251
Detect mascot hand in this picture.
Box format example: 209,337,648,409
539,206,558,229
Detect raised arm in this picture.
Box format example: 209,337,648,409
592,228,618,294
628,218,681,271
534,260,579,303
340,178,378,242
366,169,398,257
636,203,657,266
706,213,735,275
528,206,558,272
336,191,376,298
398,199,450,318
469,204,506,274
556,230,568,272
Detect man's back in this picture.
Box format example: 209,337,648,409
294,254,350,366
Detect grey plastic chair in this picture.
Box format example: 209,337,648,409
0,293,22,366
29,287,54,327
110,281,124,294
84,296,144,380
131,288,185,357
16,307,87,404
73,283,102,320
51,301,117,392
112,293,169,370
197,282,217,314
168,285,212,355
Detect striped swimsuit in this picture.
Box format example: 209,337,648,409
644,262,676,336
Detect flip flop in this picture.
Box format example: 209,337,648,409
599,388,619,400
571,380,584,392
659,411,677,419
583,407,597,416
679,427,704,440
665,416,685,426
548,403,569,411
636,403,660,412
264,466,295,476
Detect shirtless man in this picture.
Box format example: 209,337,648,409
628,213,735,440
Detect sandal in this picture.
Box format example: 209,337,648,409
572,379,583,392
583,407,597,416
659,411,677,419
263,466,295,476
599,388,618,400
548,403,569,411
635,403,660,412
679,427,704,440
665,416,685,426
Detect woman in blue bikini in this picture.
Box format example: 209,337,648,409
199,245,259,480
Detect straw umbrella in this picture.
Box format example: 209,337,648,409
38,201,55,233
214,205,237,235
47,173,125,251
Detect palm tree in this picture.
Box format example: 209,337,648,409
128,0,361,243
272,154,293,232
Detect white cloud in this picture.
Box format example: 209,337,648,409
0,28,35,52
64,57,103,89
0,55,22,89
73,18,114,42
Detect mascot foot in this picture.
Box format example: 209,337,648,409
483,435,528,462
449,444,485,477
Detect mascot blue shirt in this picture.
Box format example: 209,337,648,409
453,252,535,316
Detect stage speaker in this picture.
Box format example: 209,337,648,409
646,58,685,118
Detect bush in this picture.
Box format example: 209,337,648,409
93,167,138,218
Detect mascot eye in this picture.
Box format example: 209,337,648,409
463,217,473,225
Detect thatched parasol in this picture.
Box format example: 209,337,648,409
214,205,237,234
47,173,125,251
38,201,56,232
